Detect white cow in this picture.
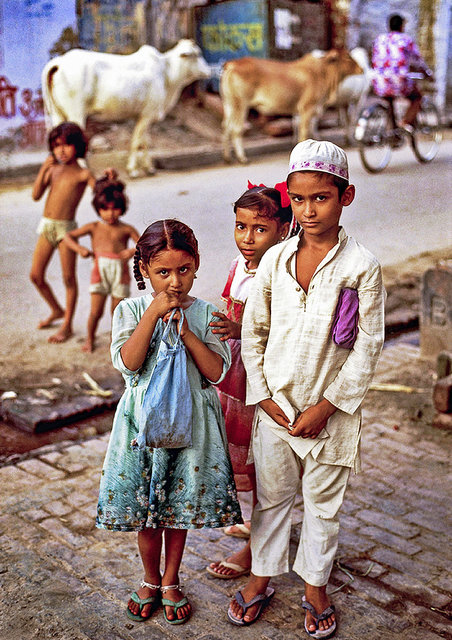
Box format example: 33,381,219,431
41,40,210,177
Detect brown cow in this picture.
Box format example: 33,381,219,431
220,49,362,163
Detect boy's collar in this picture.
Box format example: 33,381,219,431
284,226,347,274
294,226,346,246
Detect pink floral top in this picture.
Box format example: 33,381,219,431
371,31,430,98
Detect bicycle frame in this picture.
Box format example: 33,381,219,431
355,83,442,173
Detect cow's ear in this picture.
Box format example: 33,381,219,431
325,49,339,62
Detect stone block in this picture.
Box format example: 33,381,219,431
22,508,49,522
0,388,121,432
420,263,452,361
432,411,452,430
405,629,451,640
432,571,452,593
379,571,451,608
39,517,89,549
64,510,97,532
358,524,423,555
436,350,452,378
355,509,420,538
0,464,35,495
332,590,411,634
348,574,398,606
64,490,93,508
43,499,73,517
16,458,66,480
337,528,376,554
406,509,451,534
433,374,452,412
405,601,452,636
417,549,452,572
370,548,438,582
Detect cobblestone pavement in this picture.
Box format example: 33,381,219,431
1,337,451,640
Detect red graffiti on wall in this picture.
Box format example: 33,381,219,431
1,78,46,147
0,76,18,118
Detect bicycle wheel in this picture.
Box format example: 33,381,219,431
411,97,442,163
355,103,392,173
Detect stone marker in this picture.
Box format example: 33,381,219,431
420,262,452,361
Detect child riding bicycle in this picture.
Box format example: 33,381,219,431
371,13,434,133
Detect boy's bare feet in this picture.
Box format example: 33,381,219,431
38,310,64,329
48,326,73,343
81,338,95,353
208,541,251,577
304,583,335,635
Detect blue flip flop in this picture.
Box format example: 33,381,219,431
302,596,337,639
227,587,275,626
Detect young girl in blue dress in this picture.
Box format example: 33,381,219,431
96,219,242,625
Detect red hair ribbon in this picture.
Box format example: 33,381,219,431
247,180,290,208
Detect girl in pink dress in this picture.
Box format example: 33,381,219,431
207,183,292,579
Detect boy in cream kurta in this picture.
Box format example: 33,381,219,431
228,140,385,639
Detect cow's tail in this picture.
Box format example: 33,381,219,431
41,62,66,127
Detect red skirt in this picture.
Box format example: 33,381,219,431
217,339,255,492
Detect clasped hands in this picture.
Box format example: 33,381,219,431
259,397,336,439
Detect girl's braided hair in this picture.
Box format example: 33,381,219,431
133,219,200,291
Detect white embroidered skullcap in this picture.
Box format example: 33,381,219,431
288,139,349,181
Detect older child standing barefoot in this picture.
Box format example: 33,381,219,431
207,184,291,580
96,220,242,625
31,122,95,343
64,176,139,352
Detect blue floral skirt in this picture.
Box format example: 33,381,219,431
96,389,242,531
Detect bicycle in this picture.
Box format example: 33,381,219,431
354,74,442,173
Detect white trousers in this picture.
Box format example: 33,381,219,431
250,418,350,586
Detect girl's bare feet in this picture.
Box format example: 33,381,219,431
48,325,73,343
38,310,64,329
304,583,335,634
